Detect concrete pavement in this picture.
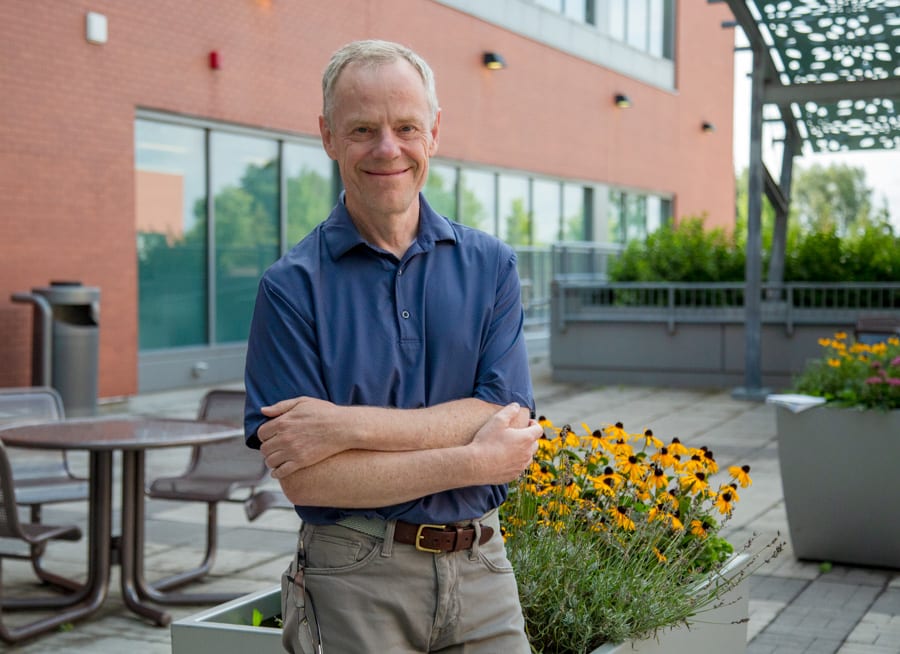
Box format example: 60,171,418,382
2,359,898,653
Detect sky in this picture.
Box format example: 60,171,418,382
732,49,900,231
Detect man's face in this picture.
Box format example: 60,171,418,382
319,59,440,224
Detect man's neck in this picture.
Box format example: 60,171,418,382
346,202,420,259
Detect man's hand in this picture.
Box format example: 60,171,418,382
468,403,542,484
258,396,353,479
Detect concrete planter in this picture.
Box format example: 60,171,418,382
172,555,750,654
588,553,749,654
774,403,900,569
171,585,282,654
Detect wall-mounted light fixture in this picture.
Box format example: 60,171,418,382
702,121,716,133
614,93,631,108
85,11,108,44
483,52,507,70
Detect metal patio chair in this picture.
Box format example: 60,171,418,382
146,389,282,590
0,387,88,591
0,439,82,643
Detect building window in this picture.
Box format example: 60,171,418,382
532,179,562,245
459,168,496,234
135,115,335,355
210,132,279,345
425,163,459,219
135,120,208,350
284,142,335,247
498,173,532,245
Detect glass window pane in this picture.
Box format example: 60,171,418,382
564,0,586,22
648,0,665,58
135,119,208,350
284,141,334,247
532,179,561,245
608,189,625,243
211,132,279,344
646,195,662,234
459,168,495,233
425,163,458,219
627,0,648,51
606,0,626,40
562,183,587,241
625,193,648,242
498,174,531,245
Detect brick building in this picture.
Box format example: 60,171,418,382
0,0,735,399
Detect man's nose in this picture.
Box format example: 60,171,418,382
372,130,401,157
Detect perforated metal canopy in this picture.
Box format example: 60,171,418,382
727,0,900,152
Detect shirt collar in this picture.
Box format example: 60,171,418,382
323,192,457,261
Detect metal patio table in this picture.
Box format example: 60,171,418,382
0,416,244,632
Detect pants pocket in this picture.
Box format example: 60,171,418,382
281,559,321,654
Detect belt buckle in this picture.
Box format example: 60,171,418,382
415,523,446,553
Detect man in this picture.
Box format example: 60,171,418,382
244,39,541,653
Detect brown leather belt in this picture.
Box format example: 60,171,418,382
393,521,494,553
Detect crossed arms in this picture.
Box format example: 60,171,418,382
256,396,542,508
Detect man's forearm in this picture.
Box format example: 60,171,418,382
277,403,542,508
278,447,478,508
259,396,530,478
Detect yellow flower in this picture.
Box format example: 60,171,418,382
640,428,663,449
651,447,678,469
817,337,831,347
679,471,708,495
827,358,841,368
649,465,668,490
728,464,753,488
610,505,635,531
653,547,667,564
690,519,710,538
667,438,689,457
618,454,648,483
604,421,628,441
835,331,848,340
715,487,736,515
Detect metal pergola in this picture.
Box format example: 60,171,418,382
720,0,900,398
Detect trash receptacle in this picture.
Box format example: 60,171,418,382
12,281,100,417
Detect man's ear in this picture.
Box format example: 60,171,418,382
428,109,441,157
319,115,337,160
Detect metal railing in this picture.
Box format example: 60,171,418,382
553,280,900,334
516,242,624,327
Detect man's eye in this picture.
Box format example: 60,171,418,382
398,125,416,133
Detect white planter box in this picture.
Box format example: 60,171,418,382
589,552,749,654
171,585,282,654
173,555,750,654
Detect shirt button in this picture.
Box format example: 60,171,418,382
401,310,410,319
397,268,403,276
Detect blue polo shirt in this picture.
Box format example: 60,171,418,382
244,193,534,525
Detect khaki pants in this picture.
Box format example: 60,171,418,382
281,510,530,653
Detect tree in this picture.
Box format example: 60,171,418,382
791,163,874,235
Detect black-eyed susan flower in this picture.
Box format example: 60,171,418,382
667,437,689,457
728,464,752,487
689,519,711,538
679,470,708,495
641,428,663,449
610,505,635,531
618,454,648,483
649,465,668,490
653,547,667,563
651,446,678,469
715,488,736,515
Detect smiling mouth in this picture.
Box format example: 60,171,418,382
366,168,409,176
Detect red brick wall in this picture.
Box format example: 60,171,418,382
0,0,734,398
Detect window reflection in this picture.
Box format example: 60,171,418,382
284,142,334,247
498,173,531,245
135,120,208,350
210,132,279,344
532,179,561,245
459,168,495,234
425,163,458,219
